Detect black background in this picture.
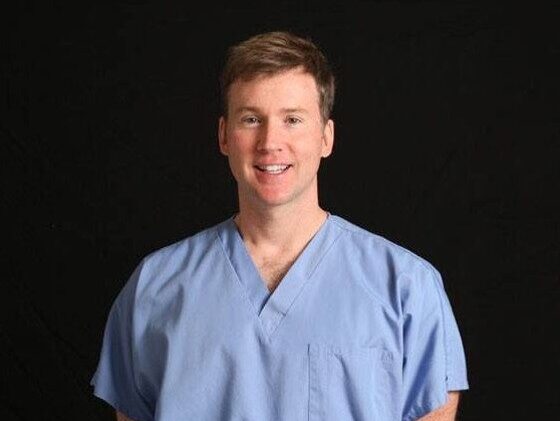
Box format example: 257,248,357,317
2,2,559,420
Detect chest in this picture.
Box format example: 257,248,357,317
256,256,297,293
139,252,401,421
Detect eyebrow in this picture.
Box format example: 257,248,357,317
282,108,309,114
233,106,310,115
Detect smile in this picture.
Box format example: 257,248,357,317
254,164,292,174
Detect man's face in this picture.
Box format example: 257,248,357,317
218,67,334,211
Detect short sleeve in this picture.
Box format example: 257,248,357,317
401,265,469,421
90,263,154,421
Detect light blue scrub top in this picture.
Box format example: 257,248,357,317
91,214,468,421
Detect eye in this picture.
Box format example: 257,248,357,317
286,116,303,125
241,116,260,125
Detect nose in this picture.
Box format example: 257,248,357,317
257,120,283,152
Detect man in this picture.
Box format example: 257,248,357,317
91,31,469,421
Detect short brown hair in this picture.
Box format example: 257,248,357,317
220,31,335,123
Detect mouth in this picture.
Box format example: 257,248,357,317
254,164,292,174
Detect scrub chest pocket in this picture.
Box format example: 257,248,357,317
308,344,400,421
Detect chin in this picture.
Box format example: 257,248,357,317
256,195,293,208
250,190,297,208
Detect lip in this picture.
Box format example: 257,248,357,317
253,163,293,171
253,162,292,167
253,164,292,180
254,163,292,175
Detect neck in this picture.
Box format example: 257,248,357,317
234,201,328,252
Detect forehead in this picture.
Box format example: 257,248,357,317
227,68,320,111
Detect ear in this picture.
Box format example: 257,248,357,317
321,119,334,158
218,116,228,156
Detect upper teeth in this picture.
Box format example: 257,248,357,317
258,165,289,173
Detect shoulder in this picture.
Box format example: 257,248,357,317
328,214,445,312
140,221,221,276
115,219,228,313
329,214,440,276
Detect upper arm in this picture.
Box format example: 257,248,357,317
401,265,468,419
116,411,136,421
90,261,154,420
416,392,461,421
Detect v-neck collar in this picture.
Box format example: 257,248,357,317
216,213,342,341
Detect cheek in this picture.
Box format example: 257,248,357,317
226,137,254,172
300,136,327,159
229,132,254,152
224,136,244,158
